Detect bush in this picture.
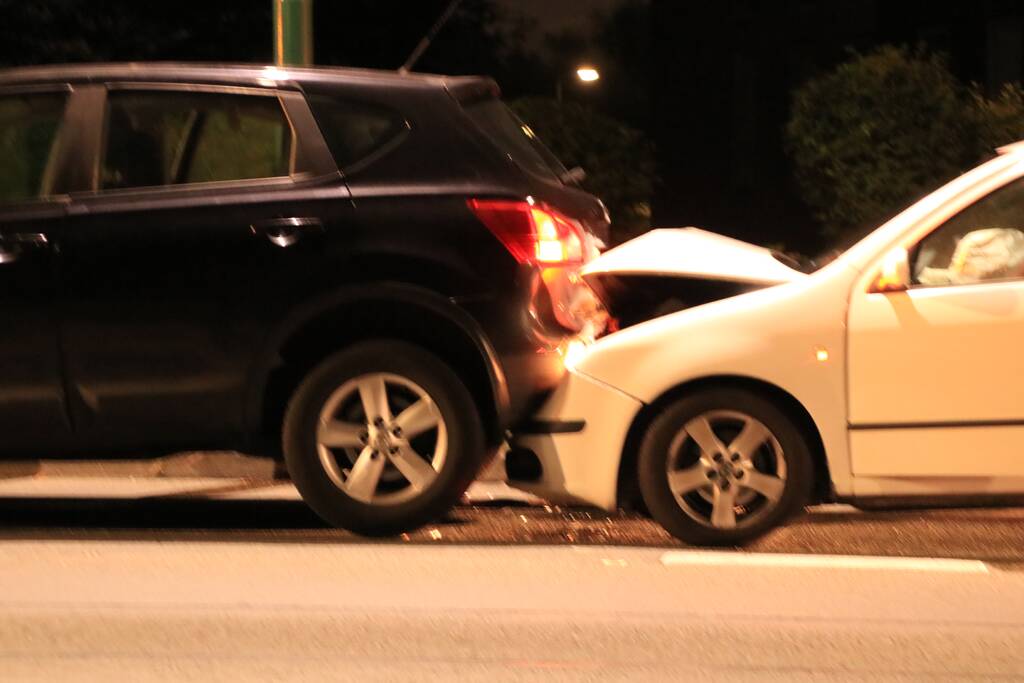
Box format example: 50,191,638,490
510,97,656,244
972,82,1024,150
787,45,1024,243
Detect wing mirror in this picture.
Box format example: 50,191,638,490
869,247,911,293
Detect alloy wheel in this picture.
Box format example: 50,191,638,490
316,372,448,506
665,409,787,530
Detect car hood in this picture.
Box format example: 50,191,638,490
581,228,806,286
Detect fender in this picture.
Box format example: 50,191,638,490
243,280,510,438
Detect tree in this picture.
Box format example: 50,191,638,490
787,45,1024,243
511,97,656,244
972,83,1024,152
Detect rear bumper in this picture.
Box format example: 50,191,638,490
499,347,568,424
459,269,605,428
507,369,643,511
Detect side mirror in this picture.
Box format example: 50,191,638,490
869,247,911,293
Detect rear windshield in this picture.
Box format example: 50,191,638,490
464,99,568,183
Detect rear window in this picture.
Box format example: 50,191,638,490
464,99,568,183
307,95,407,171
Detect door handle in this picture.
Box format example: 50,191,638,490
251,217,324,248
0,233,49,264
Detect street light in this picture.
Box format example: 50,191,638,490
556,65,601,103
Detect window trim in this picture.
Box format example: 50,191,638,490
0,83,72,96
907,276,1024,296
908,253,1024,291
79,82,338,199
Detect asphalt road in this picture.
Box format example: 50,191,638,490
0,480,1022,565
1,483,1024,680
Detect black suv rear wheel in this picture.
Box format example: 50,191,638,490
283,340,485,535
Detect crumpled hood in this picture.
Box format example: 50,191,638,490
581,227,806,286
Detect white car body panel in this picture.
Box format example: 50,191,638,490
848,280,1024,427
569,263,857,499
512,372,643,510
510,148,1024,510
580,227,805,285
844,156,1024,488
851,473,1024,498
850,426,1024,477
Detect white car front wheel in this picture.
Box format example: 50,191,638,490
638,389,813,546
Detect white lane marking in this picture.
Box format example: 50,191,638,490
660,551,989,574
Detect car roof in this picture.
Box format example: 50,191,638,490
0,62,497,98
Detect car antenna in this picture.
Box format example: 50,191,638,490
398,0,464,74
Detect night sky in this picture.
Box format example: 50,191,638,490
494,0,630,43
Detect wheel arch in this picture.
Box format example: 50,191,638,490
616,374,832,509
246,282,510,454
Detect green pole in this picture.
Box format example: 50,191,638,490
273,0,313,66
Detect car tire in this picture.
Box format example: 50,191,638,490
283,340,485,535
638,388,813,546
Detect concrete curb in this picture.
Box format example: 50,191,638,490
0,452,277,480
0,449,508,483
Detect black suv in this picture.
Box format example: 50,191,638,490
0,63,608,533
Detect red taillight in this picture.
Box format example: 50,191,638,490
468,199,586,266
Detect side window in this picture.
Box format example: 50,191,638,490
101,91,293,191
913,177,1024,286
306,94,406,170
0,92,69,203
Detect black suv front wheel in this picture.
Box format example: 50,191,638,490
283,340,485,535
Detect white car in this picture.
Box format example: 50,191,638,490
509,143,1024,545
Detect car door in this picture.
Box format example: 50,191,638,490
56,83,349,450
847,174,1024,479
0,86,78,452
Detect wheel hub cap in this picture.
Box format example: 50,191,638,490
665,409,787,531
370,425,393,455
315,372,448,506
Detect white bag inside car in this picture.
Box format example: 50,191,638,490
918,227,1024,285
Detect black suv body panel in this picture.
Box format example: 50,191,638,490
0,63,607,457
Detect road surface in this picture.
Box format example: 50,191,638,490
1,479,1023,680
